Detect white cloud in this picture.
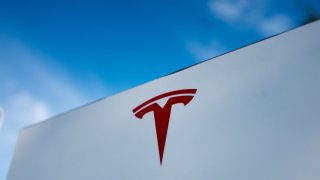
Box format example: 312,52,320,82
258,15,293,36
209,0,250,22
208,0,294,36
9,92,51,125
188,41,227,62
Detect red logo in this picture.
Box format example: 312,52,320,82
133,89,197,165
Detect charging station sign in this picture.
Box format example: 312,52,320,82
7,21,320,180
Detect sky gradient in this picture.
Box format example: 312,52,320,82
0,0,320,178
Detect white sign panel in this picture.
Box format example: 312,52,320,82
7,21,320,180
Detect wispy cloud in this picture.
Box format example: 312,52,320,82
188,0,296,62
209,0,250,22
8,91,52,125
208,0,295,36
188,41,227,62
258,14,293,36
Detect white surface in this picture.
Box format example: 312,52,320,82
7,21,320,180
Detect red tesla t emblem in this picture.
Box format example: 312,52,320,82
133,89,197,165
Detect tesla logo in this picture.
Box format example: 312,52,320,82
133,89,197,165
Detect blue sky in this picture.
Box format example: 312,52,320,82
0,0,319,178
